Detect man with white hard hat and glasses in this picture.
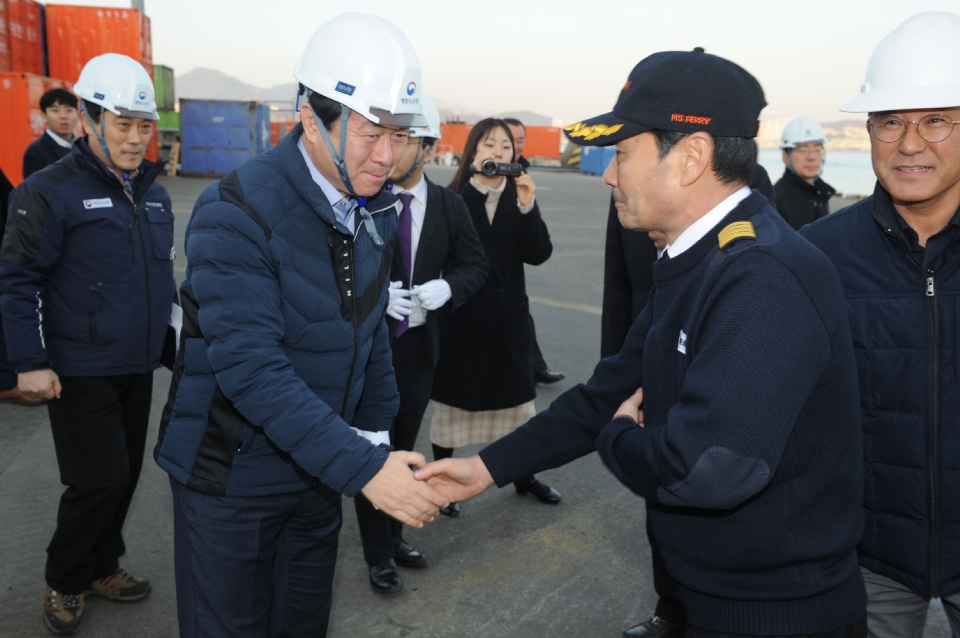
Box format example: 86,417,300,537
154,13,450,637
0,53,175,635
801,11,960,636
774,116,836,230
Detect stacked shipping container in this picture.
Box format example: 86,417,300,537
179,99,270,177
45,5,152,83
3,0,44,75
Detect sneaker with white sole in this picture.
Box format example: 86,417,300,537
43,587,84,636
85,568,151,602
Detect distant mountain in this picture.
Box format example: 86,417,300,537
175,68,298,104
174,69,556,125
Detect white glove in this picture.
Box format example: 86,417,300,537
387,281,415,320
413,279,452,311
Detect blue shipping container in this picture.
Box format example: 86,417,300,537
579,146,616,176
179,99,271,177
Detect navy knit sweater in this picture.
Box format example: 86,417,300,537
480,192,865,634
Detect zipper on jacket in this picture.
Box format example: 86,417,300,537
127,219,135,264
886,232,942,596
926,270,939,597
339,235,360,418
132,203,153,372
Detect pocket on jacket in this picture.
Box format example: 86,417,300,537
83,285,102,344
144,204,175,262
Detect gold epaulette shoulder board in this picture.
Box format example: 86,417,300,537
718,221,756,250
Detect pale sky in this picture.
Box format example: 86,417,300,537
41,0,960,124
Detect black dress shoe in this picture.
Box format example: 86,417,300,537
623,615,684,638
439,502,459,517
514,477,561,504
368,561,403,595
534,369,565,385
393,539,427,569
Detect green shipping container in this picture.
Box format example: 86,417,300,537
157,110,179,130
153,65,175,111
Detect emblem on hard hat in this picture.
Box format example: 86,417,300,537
139,91,147,100
406,81,416,96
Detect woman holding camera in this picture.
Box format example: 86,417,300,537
429,118,560,514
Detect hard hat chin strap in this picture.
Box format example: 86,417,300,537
397,142,430,185
82,101,135,198
304,90,383,247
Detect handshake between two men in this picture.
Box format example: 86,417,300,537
364,388,647,528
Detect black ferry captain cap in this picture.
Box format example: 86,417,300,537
564,47,767,146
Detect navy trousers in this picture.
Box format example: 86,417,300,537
170,478,343,638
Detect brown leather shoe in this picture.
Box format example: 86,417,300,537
623,615,685,638
43,587,84,635
0,387,46,406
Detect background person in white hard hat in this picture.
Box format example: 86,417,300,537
0,53,174,636
801,11,960,636
773,117,836,230
353,96,489,595
153,14,449,637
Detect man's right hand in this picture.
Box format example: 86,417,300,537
413,455,496,504
361,451,448,528
18,369,61,400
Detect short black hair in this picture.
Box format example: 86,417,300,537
503,118,525,130
82,100,104,125
299,84,342,131
420,137,438,149
40,88,77,112
650,129,756,186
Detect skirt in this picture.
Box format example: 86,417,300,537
429,400,536,448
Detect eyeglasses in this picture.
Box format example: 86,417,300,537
868,113,960,143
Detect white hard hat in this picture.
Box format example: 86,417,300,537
780,117,827,149
294,13,426,127
410,97,441,140
74,53,158,121
841,11,960,113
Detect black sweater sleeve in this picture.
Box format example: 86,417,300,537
479,302,652,484
596,252,831,509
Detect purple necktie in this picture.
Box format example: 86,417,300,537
396,192,414,338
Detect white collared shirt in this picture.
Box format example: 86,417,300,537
297,138,355,233
46,128,73,149
664,186,752,258
394,174,428,328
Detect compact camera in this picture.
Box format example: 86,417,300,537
472,159,524,177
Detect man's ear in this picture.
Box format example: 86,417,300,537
423,143,436,163
677,132,713,187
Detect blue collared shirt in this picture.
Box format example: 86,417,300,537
297,138,356,233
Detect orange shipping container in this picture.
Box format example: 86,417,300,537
45,5,153,84
7,0,42,75
0,1,11,73
438,122,474,156
0,72,74,185
522,126,561,160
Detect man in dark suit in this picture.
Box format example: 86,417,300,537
22,88,78,179
353,97,489,595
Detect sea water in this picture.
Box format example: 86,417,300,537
758,149,876,198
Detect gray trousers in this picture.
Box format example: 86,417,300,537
862,567,960,638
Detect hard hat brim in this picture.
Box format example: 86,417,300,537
840,85,960,113
368,107,427,128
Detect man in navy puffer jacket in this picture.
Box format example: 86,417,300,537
801,12,960,635
154,14,449,638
